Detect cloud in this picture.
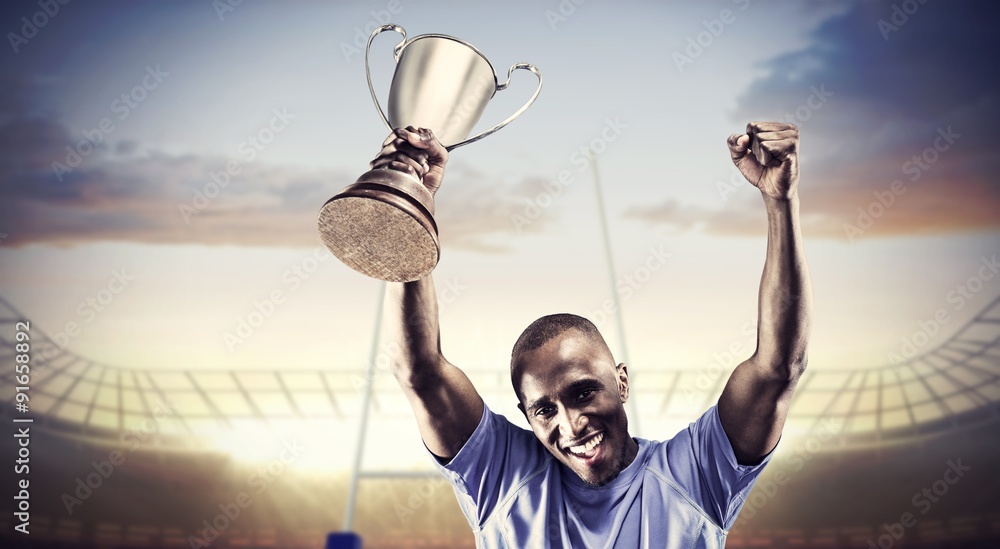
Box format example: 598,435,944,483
0,80,558,252
629,0,1000,241
435,166,559,253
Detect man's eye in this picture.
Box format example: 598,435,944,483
535,407,553,418
577,390,595,401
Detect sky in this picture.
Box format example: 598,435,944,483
1,0,998,422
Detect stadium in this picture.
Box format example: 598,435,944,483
2,292,999,548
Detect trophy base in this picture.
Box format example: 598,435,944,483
318,168,439,283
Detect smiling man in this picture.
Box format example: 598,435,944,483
381,122,812,548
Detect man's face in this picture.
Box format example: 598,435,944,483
516,329,637,487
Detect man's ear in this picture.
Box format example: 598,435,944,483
616,362,630,402
517,401,526,418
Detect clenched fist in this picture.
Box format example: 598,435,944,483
727,122,799,200
370,126,449,197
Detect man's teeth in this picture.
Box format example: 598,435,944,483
569,433,604,455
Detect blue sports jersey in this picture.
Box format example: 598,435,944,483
430,404,774,548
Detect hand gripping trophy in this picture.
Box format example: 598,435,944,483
317,25,542,282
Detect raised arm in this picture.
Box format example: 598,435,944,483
718,122,813,465
379,127,484,461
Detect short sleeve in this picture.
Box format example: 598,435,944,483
428,404,549,529
659,405,776,530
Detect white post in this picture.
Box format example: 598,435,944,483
343,281,386,531
590,153,641,437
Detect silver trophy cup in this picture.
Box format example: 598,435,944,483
318,24,542,282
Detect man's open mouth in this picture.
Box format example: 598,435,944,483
565,432,605,463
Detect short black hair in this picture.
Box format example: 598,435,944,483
510,313,609,396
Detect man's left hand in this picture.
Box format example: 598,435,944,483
727,122,799,200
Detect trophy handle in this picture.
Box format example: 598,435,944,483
366,24,408,133
447,63,543,151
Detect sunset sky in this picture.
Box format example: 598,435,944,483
1,0,998,438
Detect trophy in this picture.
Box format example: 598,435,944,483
318,24,542,282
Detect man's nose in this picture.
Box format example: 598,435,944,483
558,407,589,440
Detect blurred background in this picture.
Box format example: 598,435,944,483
1,0,998,547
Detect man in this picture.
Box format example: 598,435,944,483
376,122,812,548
